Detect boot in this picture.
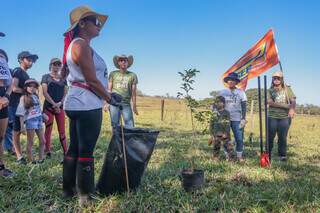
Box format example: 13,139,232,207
62,156,77,199
77,158,95,207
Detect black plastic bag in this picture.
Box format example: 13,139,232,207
96,127,159,195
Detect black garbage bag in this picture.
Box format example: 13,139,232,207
96,127,159,195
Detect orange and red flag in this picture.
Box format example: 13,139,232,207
222,29,279,90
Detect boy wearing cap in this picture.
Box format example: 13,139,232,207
9,51,38,164
219,73,247,163
107,55,138,128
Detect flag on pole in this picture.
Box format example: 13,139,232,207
222,29,279,90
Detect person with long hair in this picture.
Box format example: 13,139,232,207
268,71,296,161
0,49,14,177
41,58,68,158
61,6,121,206
16,79,46,163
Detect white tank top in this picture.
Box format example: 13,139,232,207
64,38,108,111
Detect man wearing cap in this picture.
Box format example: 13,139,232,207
8,51,38,164
219,72,247,162
268,71,296,161
107,55,138,128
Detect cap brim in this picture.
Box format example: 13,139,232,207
28,55,39,62
0,32,5,37
64,12,108,35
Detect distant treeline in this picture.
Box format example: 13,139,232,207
141,89,320,115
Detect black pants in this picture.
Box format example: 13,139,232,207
65,109,102,159
268,117,291,157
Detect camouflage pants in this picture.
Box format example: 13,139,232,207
213,136,233,157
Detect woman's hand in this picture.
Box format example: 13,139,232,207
133,104,139,115
288,108,295,118
103,102,109,112
0,96,9,109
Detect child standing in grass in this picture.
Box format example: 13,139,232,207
16,79,46,164
208,96,232,161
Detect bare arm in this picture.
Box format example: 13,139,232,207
72,40,111,102
268,98,290,109
131,84,138,115
61,86,68,103
41,83,57,106
12,77,24,93
108,80,112,93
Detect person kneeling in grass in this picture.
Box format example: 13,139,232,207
208,96,233,161
16,79,46,164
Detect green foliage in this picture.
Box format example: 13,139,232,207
177,68,200,113
0,97,320,212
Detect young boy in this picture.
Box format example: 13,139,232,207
208,96,232,160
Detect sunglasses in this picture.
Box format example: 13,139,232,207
52,62,62,67
27,84,38,88
272,76,282,81
118,58,128,62
83,16,102,27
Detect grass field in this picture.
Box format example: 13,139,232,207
0,96,319,212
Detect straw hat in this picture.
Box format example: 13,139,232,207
113,55,134,69
64,6,108,35
272,71,283,78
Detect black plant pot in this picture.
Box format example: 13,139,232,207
180,169,204,192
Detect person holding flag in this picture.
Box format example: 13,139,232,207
219,73,247,163
220,29,282,162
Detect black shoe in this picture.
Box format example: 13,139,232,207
62,156,77,199
46,153,52,159
16,157,27,165
32,159,44,164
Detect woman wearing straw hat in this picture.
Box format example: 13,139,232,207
107,54,138,128
61,6,121,206
268,71,296,162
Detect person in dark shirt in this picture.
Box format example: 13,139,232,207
9,51,38,164
208,96,232,161
41,58,68,158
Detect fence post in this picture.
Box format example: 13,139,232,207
161,99,165,121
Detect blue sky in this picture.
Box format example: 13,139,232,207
1,0,319,105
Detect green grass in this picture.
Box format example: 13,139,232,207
1,96,319,212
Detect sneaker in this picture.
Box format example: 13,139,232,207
31,159,45,164
279,156,287,162
16,157,27,165
0,168,14,178
237,157,245,164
